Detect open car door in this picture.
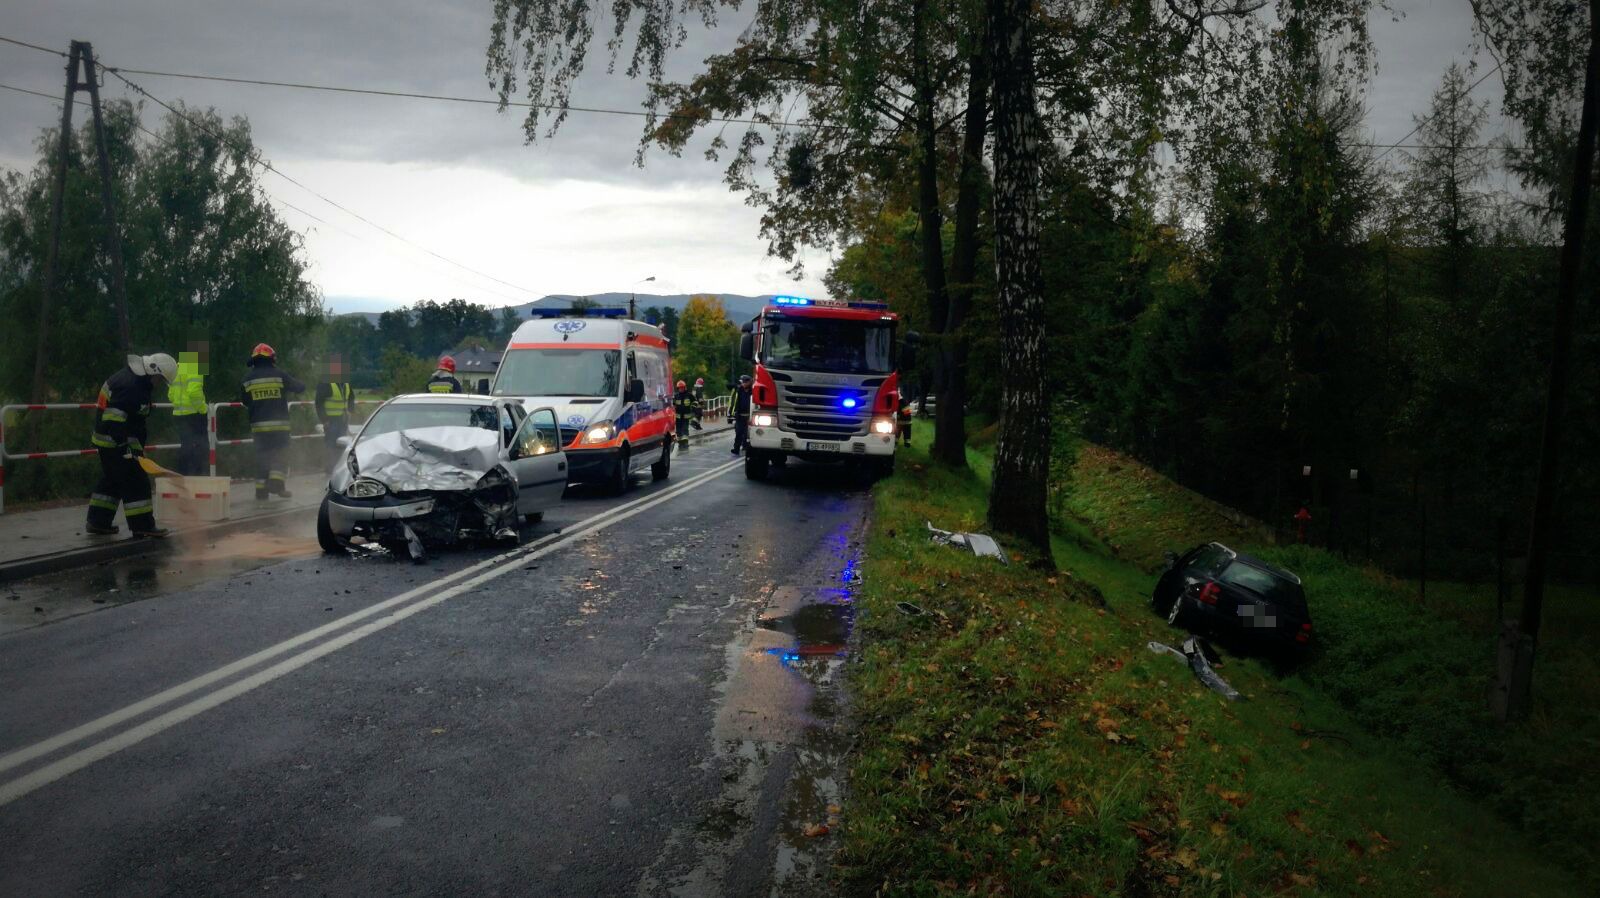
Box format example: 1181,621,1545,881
507,406,569,513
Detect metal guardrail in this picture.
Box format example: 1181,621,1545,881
0,398,384,514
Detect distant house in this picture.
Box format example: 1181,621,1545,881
453,346,501,376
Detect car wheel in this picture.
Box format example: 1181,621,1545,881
1165,592,1187,627
744,451,769,481
317,496,344,555
609,447,631,495
651,441,671,481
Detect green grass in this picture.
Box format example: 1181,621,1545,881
1060,444,1600,878
838,443,1585,896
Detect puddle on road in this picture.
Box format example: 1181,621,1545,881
638,519,863,897
1,530,322,636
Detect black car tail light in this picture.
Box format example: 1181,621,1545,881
1198,582,1221,605
1296,622,1312,643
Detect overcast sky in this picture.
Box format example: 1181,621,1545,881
1,0,1499,314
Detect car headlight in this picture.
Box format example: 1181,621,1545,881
345,478,388,499
871,417,896,434
582,421,617,444
751,412,777,427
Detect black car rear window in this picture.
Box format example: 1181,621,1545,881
1221,561,1306,611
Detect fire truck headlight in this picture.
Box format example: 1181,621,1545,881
871,418,896,435
751,412,777,427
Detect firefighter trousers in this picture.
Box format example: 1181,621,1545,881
86,447,157,532
253,431,291,498
176,414,209,475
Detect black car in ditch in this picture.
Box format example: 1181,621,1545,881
1152,542,1312,659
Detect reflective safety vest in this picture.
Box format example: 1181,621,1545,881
324,382,349,417
168,360,207,416
427,372,462,394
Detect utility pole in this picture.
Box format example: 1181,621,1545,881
630,275,655,321
30,40,133,403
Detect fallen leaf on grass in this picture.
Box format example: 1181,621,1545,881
802,822,830,837
1288,872,1317,888
1285,810,1310,834
1217,790,1249,808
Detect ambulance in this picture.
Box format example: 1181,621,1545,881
491,308,675,493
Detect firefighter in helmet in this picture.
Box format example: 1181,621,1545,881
86,353,177,537
672,379,697,451
731,374,753,455
241,343,305,500
691,377,706,431
427,356,463,394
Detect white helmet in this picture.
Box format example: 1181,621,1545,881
128,352,178,382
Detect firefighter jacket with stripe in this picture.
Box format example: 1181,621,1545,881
427,371,462,394
315,381,352,421
241,361,306,433
167,358,207,416
92,366,153,452
672,389,699,416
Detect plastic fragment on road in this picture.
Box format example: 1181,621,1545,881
1146,637,1243,702
895,601,925,616
926,521,1009,564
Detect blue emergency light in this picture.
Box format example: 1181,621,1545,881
528,306,628,319
841,397,858,409
772,295,812,306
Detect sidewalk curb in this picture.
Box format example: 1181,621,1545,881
0,501,318,584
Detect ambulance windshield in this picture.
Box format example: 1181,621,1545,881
493,348,620,398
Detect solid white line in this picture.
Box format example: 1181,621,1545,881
0,459,740,790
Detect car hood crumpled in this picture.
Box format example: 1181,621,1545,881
354,426,502,492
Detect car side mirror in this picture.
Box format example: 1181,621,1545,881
336,435,354,449
627,379,645,403
739,333,754,362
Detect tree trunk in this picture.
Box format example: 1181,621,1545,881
1501,0,1600,721
911,0,950,427
984,0,1053,564
932,40,991,469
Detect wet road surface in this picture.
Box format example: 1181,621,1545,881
0,433,873,896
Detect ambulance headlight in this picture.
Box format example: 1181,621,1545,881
871,417,896,435
582,421,617,444
346,478,388,499
751,412,777,427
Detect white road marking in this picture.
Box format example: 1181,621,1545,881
0,459,741,806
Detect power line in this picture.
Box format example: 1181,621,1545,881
1371,61,1504,164
0,34,67,57
105,67,540,301
0,76,529,306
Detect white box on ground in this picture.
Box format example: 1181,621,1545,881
152,475,232,522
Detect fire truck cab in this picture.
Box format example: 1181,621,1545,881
738,296,916,481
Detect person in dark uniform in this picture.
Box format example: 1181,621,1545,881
897,397,913,446
315,354,353,463
427,356,463,394
672,380,697,452
691,378,706,430
241,343,305,500
86,353,177,537
731,374,753,455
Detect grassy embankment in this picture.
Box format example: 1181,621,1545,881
836,440,1588,896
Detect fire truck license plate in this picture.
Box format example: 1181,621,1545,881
806,441,841,452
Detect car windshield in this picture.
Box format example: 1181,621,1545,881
1222,561,1306,610
358,402,499,442
493,348,619,398
761,318,894,374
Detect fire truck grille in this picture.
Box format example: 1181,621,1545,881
778,383,871,440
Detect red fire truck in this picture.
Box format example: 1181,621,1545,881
737,296,917,481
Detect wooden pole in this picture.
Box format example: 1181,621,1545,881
79,42,133,352
31,43,83,403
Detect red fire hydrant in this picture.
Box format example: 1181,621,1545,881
1294,507,1312,544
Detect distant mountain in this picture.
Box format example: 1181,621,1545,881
337,293,778,326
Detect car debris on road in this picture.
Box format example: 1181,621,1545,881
926,521,1008,563
1148,636,1244,701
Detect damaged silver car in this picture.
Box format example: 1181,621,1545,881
317,394,568,558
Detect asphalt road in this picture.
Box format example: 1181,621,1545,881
0,432,872,896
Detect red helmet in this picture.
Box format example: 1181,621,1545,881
676,380,687,389
439,356,457,373
694,377,704,386
251,343,276,360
